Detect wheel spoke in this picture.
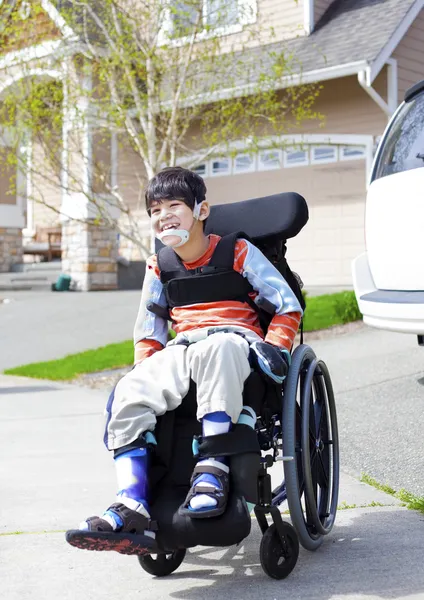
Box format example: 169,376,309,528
308,387,317,442
314,399,325,438
317,451,329,488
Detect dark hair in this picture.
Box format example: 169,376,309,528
145,166,207,214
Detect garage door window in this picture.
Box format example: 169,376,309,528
372,91,424,182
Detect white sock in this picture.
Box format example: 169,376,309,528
189,458,229,511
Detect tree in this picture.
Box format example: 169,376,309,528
0,0,322,257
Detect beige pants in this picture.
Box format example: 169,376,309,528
104,328,261,450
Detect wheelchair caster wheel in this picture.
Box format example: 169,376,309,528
259,523,299,580
138,549,186,577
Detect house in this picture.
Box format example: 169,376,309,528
1,0,424,290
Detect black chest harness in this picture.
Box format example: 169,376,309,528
159,232,254,306
148,232,276,328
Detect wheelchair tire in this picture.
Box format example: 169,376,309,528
282,344,339,551
137,549,186,577
301,358,339,536
259,523,299,580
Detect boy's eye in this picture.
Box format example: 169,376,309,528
170,202,181,208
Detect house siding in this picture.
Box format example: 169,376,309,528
115,74,388,216
296,73,389,137
392,8,424,101
257,0,305,41
219,0,306,52
314,0,334,26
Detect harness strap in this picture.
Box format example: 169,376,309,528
192,424,261,460
157,232,257,310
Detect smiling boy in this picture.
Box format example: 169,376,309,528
68,167,302,554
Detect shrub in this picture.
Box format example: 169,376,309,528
332,291,362,324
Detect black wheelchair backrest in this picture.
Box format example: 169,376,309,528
205,192,308,243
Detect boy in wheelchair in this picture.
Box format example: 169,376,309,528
67,167,303,556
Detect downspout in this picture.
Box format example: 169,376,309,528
357,59,398,119
304,0,314,34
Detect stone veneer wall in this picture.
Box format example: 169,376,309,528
0,228,23,272
61,221,118,291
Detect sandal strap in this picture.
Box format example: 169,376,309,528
181,465,230,512
108,503,158,533
84,516,114,532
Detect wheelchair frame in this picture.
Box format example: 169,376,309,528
138,343,339,580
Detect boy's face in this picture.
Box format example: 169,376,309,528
150,198,197,246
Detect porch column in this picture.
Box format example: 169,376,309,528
59,60,118,291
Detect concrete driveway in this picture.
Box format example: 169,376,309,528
1,288,424,495
1,375,424,600
0,290,141,371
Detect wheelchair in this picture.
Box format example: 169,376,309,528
136,192,340,580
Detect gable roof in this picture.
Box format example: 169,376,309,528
186,0,424,105
278,0,422,82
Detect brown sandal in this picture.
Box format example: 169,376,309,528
65,502,158,555
179,465,229,519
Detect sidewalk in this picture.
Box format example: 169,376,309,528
1,374,424,600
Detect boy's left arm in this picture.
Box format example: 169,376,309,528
236,239,303,351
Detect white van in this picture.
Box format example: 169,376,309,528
352,80,424,342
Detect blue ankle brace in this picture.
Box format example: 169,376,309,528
114,448,149,511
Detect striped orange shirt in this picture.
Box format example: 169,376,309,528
134,235,302,362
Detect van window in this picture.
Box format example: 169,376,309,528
372,92,424,181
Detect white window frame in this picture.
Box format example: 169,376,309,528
210,156,231,177
233,152,256,174
159,0,257,46
311,145,338,165
283,146,309,168
339,145,367,161
257,149,282,171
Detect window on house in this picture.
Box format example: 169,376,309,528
283,147,309,168
257,149,281,171
210,157,230,175
193,162,208,176
311,145,337,164
340,145,366,161
205,0,240,27
168,0,255,38
233,153,255,173
170,1,202,37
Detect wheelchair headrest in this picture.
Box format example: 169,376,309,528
205,192,308,243
155,192,308,252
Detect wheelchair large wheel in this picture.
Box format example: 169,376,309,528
138,549,186,576
282,344,339,551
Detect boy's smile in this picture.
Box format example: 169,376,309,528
150,196,210,260
150,199,194,240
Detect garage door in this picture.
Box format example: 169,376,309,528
206,159,367,287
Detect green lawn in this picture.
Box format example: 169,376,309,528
303,290,359,331
4,290,360,381
5,340,134,381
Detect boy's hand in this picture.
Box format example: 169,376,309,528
134,340,163,364
250,341,291,384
